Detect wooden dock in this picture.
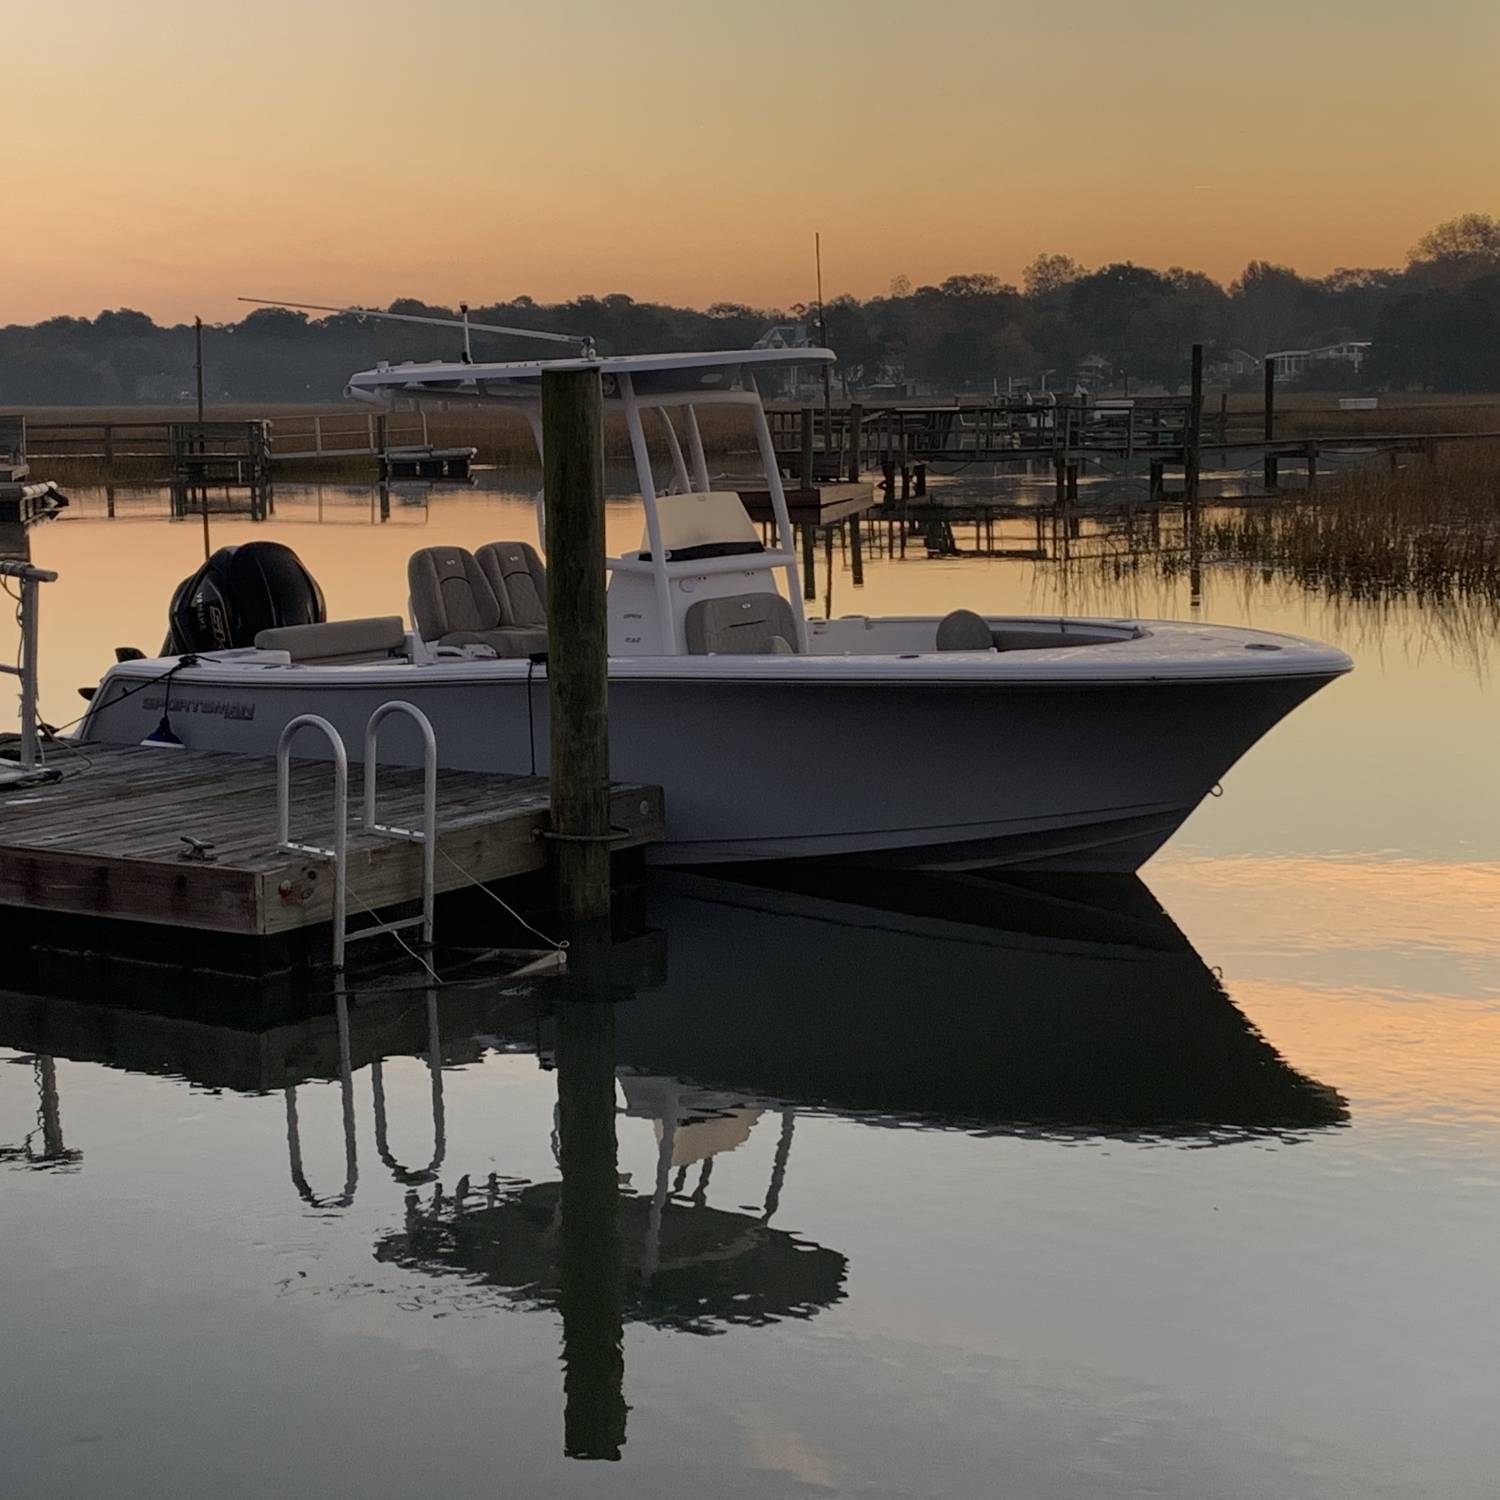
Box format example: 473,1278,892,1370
738,480,875,528
0,740,663,937
0,481,67,526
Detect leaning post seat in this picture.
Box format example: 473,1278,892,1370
254,616,407,664
475,541,549,631
406,546,547,658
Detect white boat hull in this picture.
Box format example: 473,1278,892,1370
78,624,1346,873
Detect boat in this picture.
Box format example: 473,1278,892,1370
76,346,1352,872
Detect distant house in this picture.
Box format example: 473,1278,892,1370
1073,353,1112,390
754,322,817,397
1206,347,1260,382
1265,341,1371,382
754,322,812,352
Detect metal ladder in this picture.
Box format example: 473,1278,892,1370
275,700,439,976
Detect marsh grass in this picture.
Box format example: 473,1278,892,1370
1219,391,1500,440
1202,442,1500,605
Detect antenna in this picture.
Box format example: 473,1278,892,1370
815,232,832,424
237,298,595,356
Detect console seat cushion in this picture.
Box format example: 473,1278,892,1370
254,616,406,664
684,592,801,655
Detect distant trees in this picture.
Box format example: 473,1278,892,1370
1407,214,1500,290
1,212,1497,403
1366,273,1500,391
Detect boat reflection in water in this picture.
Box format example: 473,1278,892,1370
0,868,1346,1462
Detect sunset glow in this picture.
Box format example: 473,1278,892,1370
5,0,1498,322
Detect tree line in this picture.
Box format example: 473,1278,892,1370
2,213,1497,405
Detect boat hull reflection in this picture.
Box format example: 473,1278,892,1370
609,868,1347,1139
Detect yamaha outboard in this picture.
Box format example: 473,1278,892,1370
165,541,325,654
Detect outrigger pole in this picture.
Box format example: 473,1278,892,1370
236,298,596,358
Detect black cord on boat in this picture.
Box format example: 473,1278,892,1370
40,654,199,742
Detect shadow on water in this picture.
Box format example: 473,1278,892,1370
0,867,1346,1461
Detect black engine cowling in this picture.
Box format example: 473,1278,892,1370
165,541,325,654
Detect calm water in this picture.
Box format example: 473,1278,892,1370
3,477,1498,1498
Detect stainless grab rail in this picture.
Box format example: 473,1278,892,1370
360,700,438,951
275,713,349,972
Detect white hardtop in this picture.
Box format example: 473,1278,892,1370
346,346,835,404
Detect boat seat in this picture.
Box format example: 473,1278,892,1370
254,615,407,664
684,592,801,655
935,609,995,652
407,545,547,658
476,541,548,629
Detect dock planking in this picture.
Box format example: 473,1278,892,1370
0,739,663,937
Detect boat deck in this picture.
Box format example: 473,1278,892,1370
0,738,663,936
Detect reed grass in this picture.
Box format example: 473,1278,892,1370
1201,442,1500,605
1218,391,1500,440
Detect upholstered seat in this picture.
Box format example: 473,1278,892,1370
935,609,995,651
476,541,549,631
684,592,801,655
407,546,546,658
254,615,407,664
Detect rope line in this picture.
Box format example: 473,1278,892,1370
436,845,566,952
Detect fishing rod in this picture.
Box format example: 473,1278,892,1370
237,298,596,360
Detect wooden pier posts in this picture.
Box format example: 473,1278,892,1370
542,366,612,926
1262,359,1278,491
1184,343,1202,510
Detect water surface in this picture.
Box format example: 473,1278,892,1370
2,477,1497,1498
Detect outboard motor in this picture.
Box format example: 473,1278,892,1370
165,541,325,653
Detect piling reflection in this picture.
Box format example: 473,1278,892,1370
0,1054,82,1170
555,998,626,1460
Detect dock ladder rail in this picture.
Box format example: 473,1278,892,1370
275,714,351,970
274,701,440,976
0,559,59,778
361,701,439,951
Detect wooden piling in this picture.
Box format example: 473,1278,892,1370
799,407,815,491
801,523,817,600
846,403,863,482
542,366,611,926
849,514,864,585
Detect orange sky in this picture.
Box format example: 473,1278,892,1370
3,0,1497,324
